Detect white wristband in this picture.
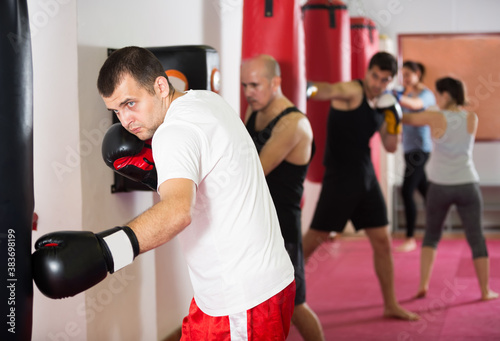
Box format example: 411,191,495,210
103,230,134,272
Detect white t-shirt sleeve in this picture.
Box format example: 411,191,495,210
152,122,204,190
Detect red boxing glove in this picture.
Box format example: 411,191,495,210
102,123,157,190
113,139,154,172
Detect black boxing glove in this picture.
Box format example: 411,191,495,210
376,93,403,135
102,123,157,190
32,226,139,299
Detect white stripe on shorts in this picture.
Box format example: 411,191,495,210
229,311,248,340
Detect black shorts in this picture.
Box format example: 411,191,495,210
311,169,388,232
285,241,306,306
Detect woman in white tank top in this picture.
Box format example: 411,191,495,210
402,77,498,301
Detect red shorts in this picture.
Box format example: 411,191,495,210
180,281,296,340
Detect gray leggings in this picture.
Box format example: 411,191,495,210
423,182,488,259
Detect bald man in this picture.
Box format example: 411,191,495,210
241,54,324,341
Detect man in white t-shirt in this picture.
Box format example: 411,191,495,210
32,46,295,341
100,46,295,339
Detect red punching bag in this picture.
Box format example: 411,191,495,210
240,0,306,117
350,17,378,79
350,17,382,180
303,0,350,183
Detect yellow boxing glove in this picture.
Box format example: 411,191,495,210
376,93,402,134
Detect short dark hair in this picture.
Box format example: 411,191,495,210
97,46,172,98
368,52,398,77
435,77,465,105
403,60,425,81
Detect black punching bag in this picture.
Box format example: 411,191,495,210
147,45,221,94
0,1,34,340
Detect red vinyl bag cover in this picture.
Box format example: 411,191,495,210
241,0,306,118
350,17,379,79
350,17,382,180
303,0,350,183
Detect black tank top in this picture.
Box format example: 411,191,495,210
246,107,314,243
323,80,384,185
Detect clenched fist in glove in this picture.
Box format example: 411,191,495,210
102,123,157,190
32,226,139,299
376,93,403,135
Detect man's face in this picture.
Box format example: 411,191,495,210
365,65,394,98
103,73,165,141
240,61,277,112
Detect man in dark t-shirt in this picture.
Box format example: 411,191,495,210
241,54,324,341
304,52,419,321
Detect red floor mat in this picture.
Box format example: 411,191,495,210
287,237,500,341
